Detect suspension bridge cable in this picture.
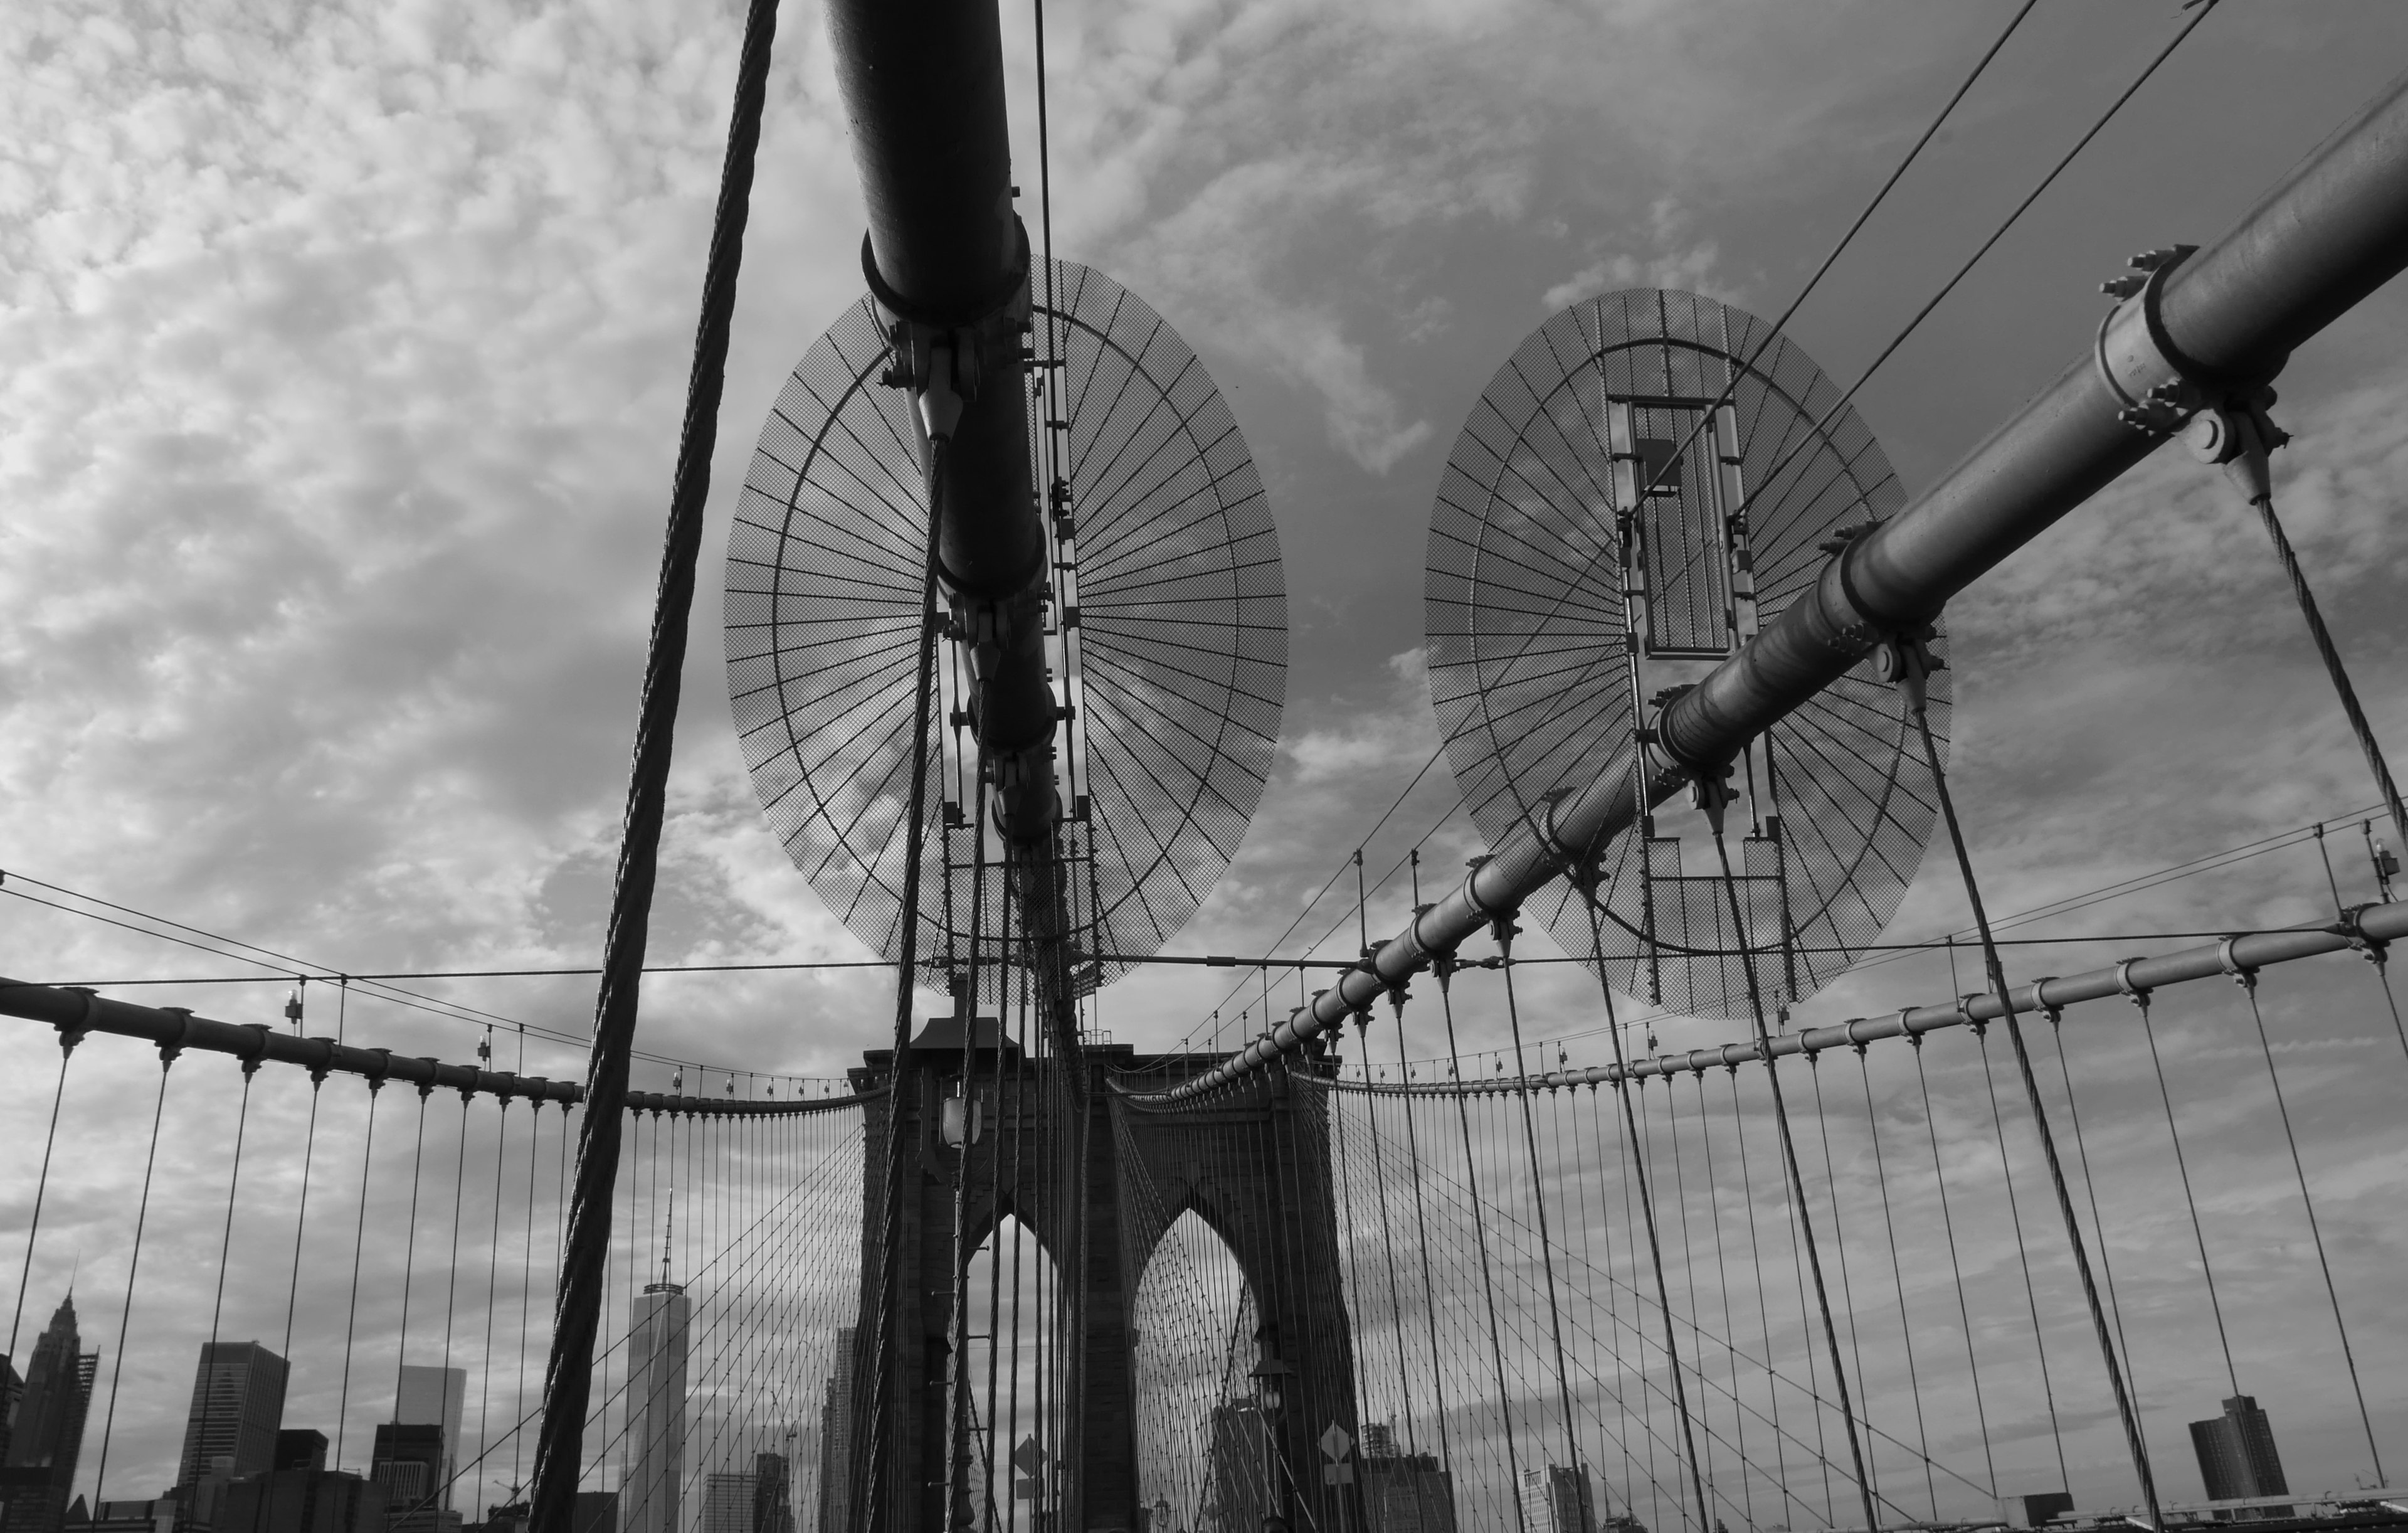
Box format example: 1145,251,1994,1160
1904,652,2162,1526
192,1055,258,1507
2237,968,2385,1482
1709,825,1879,1533
1739,0,2229,539
335,1078,384,1472
1909,1039,1997,1505
2241,454,2408,851
1970,1022,2071,1490
2037,1006,2145,1463
1582,894,1712,1532
282,1070,324,1362
1496,919,1587,1475
7,1030,75,1359
1852,1046,1938,1523
527,0,780,1512
1685,1076,1753,1528
91,1048,174,1507
394,1085,435,1431
1430,964,1529,1532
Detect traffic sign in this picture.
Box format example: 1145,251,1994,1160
1320,1424,1353,1461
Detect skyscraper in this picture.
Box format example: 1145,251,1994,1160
1361,1452,1457,1533
813,1330,855,1533
0,1295,99,1533
393,1371,466,1515
371,1424,450,1533
625,1285,689,1533
179,1342,292,1519
748,1454,791,1533
1518,1465,1598,1533
697,1472,756,1533
2189,1396,2291,1514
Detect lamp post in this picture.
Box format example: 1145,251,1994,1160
1250,1352,1294,1533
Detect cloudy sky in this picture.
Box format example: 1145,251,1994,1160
7,0,2408,1520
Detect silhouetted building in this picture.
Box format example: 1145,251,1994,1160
1,1356,22,1465
2190,1396,2290,1518
369,1425,453,1533
749,1455,791,1533
1,1297,99,1533
1203,1403,1269,1533
814,1330,856,1533
1361,1452,1456,1533
626,1285,689,1533
215,1471,386,1533
569,1492,615,1533
391,1372,465,1517
179,1342,291,1525
1518,1465,1597,1533
274,1437,327,1477
2012,1492,2076,1527
85,1500,176,1533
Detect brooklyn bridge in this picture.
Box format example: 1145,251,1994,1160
6,6,2408,1533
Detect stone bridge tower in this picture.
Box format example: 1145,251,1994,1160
845,1021,1363,1533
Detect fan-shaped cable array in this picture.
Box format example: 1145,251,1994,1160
726,262,1286,995
1425,289,1950,1019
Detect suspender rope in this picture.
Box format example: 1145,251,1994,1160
1707,825,1879,1533
528,0,780,1524
1434,958,1529,1533
2236,967,2385,1482
1496,917,1587,1475
1898,642,2162,1529
1582,891,1711,1533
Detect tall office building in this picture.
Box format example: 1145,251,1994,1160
0,1296,99,1533
749,1455,791,1533
393,1371,465,1515
813,1330,856,1533
179,1342,292,1517
216,1468,386,1533
371,1424,453,1533
1361,1453,1457,1533
698,1472,756,1533
2189,1396,2291,1513
625,1284,690,1533
1518,1465,1598,1533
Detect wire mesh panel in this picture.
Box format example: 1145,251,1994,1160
1424,289,1949,1020
726,262,1286,989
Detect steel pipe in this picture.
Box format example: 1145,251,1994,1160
1274,901,2408,1101
826,0,1060,836
1171,65,2408,1100
0,976,875,1116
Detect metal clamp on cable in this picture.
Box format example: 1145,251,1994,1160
2097,243,2287,436
2215,935,2258,989
2337,903,2391,965
863,223,1033,410
2114,958,2152,1007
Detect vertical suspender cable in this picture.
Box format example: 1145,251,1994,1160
527,0,780,1523
93,1043,177,1507
283,1068,326,1362
2237,970,2385,1482
1581,893,1710,1533
193,1056,260,1508
1901,647,2160,1527
8,1026,77,1359
1708,828,1879,1533
1434,962,1528,1533
1496,919,1586,1476
1853,1048,1937,1522
337,1078,384,1473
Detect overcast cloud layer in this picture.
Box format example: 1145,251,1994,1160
8,0,2408,1519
